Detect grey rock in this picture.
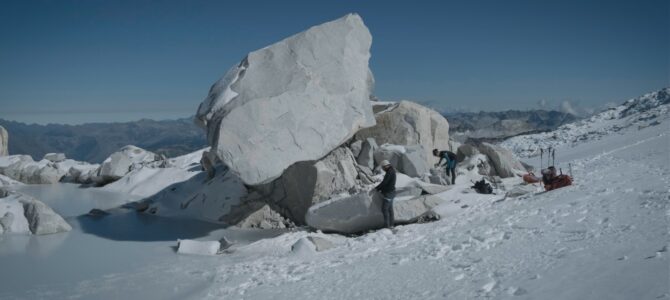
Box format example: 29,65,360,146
235,204,291,229
307,236,335,252
97,145,158,183
200,150,216,180
253,147,361,224
195,14,376,185
394,194,444,224
0,126,8,156
356,100,451,166
20,194,72,235
456,144,479,163
356,138,378,169
478,143,525,178
291,237,317,255
305,190,446,234
374,144,429,178
349,140,363,158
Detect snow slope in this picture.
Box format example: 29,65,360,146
502,87,669,158
3,101,667,299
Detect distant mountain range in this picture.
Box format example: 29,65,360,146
444,110,578,143
0,117,206,163
1,108,578,163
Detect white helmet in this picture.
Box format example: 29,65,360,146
380,160,391,167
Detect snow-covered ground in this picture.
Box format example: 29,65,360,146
502,88,668,158
1,100,667,299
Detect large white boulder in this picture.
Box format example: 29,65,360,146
0,191,71,235
177,239,220,256
305,190,446,234
97,145,158,183
356,101,451,165
374,144,429,178
195,13,376,185
477,143,526,178
0,126,7,156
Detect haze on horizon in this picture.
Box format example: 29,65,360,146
1,0,667,125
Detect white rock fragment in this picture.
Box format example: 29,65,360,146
177,239,221,256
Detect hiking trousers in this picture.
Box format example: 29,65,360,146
381,191,395,228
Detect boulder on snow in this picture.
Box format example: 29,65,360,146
0,155,67,184
394,194,444,224
374,144,429,178
250,147,362,224
0,191,71,235
200,150,216,180
195,14,376,185
43,153,66,163
177,239,220,256
355,101,450,166
305,188,446,234
356,138,378,170
21,196,72,235
307,236,336,252
477,143,525,178
97,145,158,183
235,204,292,229
456,144,479,163
425,168,448,185
63,163,100,184
0,126,8,156
291,237,317,255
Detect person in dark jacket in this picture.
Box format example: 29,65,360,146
433,149,457,185
375,160,396,229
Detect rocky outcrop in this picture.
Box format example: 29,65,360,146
355,101,450,166
305,190,446,234
0,126,8,156
97,145,159,183
305,175,448,233
236,204,292,229
250,147,363,224
0,191,71,235
0,155,68,184
195,14,376,185
477,143,525,178
373,144,429,178
456,144,478,163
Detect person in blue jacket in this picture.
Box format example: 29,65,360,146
433,149,457,185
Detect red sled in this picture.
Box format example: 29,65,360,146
543,174,572,191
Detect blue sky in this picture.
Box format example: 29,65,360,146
1,0,667,124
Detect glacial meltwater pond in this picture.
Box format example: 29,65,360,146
0,184,286,299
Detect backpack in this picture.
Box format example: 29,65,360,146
471,179,493,194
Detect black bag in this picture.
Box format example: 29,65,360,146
471,179,493,194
